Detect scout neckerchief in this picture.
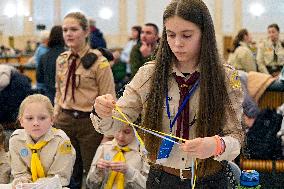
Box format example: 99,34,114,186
166,72,200,138
64,53,79,102
105,146,131,189
26,140,48,182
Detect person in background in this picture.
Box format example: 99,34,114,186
129,23,159,78
86,124,149,189
229,29,257,72
89,18,107,49
257,23,284,76
0,65,32,150
92,0,244,188
112,26,142,93
37,25,66,104
34,30,50,91
0,124,10,184
9,94,75,187
54,12,116,189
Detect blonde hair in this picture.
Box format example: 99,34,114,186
18,94,54,120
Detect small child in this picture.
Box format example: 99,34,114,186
9,94,76,187
0,124,10,184
86,124,149,189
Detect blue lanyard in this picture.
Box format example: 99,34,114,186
166,79,200,132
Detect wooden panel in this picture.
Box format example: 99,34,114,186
258,91,284,110
223,36,233,61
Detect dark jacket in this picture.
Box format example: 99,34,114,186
0,71,31,124
89,27,107,49
36,45,65,103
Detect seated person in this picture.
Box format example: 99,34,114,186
0,124,10,184
86,124,149,189
9,94,75,187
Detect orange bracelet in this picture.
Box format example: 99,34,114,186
214,135,222,156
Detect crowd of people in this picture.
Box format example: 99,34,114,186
0,0,284,188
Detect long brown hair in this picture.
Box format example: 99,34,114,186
232,29,248,52
142,0,229,175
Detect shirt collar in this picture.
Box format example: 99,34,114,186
66,44,90,60
24,127,54,144
171,62,200,78
111,138,139,152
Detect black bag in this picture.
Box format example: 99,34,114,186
244,109,283,159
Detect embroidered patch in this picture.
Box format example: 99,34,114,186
20,148,29,157
59,141,72,154
229,71,241,90
99,59,110,69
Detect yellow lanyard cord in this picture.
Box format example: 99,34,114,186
112,115,187,143
114,105,146,152
113,104,197,187
192,160,198,189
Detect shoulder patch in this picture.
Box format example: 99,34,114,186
229,70,241,90
99,58,110,69
58,140,72,154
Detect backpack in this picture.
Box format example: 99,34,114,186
244,109,283,160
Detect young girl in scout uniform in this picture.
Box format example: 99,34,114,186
92,0,244,188
54,12,116,189
86,124,149,189
257,23,284,76
229,29,257,72
9,94,75,187
0,124,10,184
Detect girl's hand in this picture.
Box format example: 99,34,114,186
180,137,217,159
109,161,128,174
94,94,116,118
97,158,110,170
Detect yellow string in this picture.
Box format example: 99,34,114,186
114,105,146,150
192,160,198,189
112,115,187,143
27,141,48,182
113,104,197,187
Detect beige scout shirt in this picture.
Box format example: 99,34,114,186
9,128,76,186
54,45,116,116
0,149,10,184
91,62,244,170
230,41,257,72
257,39,284,74
86,139,149,189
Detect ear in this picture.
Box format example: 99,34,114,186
19,118,24,128
50,116,55,126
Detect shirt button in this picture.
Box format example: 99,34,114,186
182,158,185,161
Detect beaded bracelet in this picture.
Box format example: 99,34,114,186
214,135,226,156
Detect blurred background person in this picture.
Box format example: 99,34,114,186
229,29,257,72
257,23,284,76
37,25,66,104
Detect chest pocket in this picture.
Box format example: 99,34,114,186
75,67,96,89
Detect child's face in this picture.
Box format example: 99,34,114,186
114,125,135,147
20,102,53,141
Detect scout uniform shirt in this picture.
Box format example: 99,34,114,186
91,61,244,170
257,39,284,74
54,45,116,115
9,127,76,186
86,139,149,189
0,148,10,184
230,41,257,72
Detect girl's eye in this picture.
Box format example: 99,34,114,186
183,35,192,38
39,116,46,121
167,34,175,38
